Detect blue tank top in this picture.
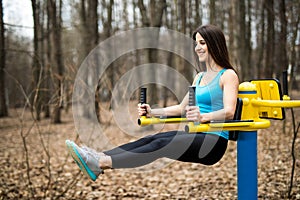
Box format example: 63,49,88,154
195,69,229,139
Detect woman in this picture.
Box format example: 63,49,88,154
66,24,239,181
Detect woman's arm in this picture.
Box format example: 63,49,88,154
138,72,202,118
138,92,188,117
150,93,189,117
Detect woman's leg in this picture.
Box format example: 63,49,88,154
104,131,178,155
98,131,180,169
176,133,228,165
106,132,228,168
66,132,227,180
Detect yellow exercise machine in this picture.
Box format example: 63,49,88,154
138,79,299,133
137,72,300,200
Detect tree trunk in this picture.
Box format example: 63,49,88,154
256,0,265,79
209,0,216,24
137,0,150,27
137,0,166,106
48,0,64,123
78,0,100,120
246,0,252,78
265,0,275,78
88,0,98,46
122,0,130,30
104,0,114,100
177,0,193,94
39,1,50,118
194,0,202,28
236,0,252,81
277,0,288,78
228,0,238,70
0,0,8,117
288,2,300,91
238,0,247,81
180,0,186,32
31,0,42,120
151,0,166,105
44,1,51,118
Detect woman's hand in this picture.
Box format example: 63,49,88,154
138,103,151,117
185,106,202,123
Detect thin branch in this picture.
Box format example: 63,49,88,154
4,22,33,29
19,122,36,198
288,108,299,198
5,48,34,54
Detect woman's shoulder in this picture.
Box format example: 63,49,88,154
221,69,239,84
222,69,238,78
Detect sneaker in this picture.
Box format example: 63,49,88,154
81,146,102,160
65,140,103,181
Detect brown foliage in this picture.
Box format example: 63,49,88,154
0,106,299,199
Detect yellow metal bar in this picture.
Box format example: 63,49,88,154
251,99,300,108
138,116,188,126
186,119,271,133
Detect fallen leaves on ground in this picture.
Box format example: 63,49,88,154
0,106,299,199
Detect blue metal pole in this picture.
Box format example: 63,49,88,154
237,131,258,200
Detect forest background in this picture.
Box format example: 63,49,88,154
0,0,299,199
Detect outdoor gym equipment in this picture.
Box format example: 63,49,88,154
137,72,300,200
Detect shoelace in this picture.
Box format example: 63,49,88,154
81,146,101,161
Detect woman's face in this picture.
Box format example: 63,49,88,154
195,32,208,62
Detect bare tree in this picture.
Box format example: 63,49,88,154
102,0,114,109
80,0,99,58
209,0,216,24
276,0,288,78
194,0,202,28
176,0,193,95
48,0,64,123
0,0,7,117
264,0,275,78
255,0,265,78
228,0,238,70
137,0,166,106
102,0,113,39
31,0,43,120
238,0,252,81
43,0,52,118
122,0,130,30
288,0,300,91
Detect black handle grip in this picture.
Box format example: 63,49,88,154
140,88,147,116
140,88,147,104
282,71,288,96
188,86,196,106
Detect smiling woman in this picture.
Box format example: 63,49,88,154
66,24,240,182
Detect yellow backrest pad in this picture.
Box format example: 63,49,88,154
250,79,284,120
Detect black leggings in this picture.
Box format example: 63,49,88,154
104,131,228,169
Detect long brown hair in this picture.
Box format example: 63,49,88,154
192,24,235,72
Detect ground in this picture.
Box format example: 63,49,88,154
0,103,299,200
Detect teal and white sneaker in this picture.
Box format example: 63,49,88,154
65,140,103,181
81,146,102,160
